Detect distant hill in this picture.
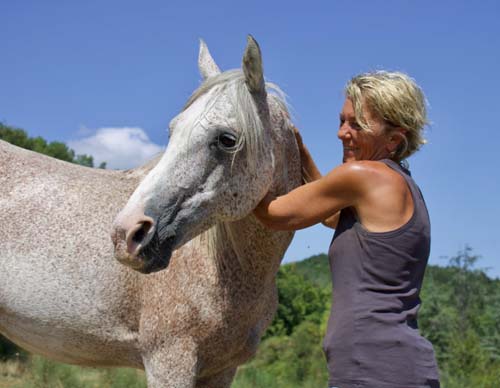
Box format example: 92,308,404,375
286,254,331,289
286,252,500,291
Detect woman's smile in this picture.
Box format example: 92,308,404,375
338,98,391,163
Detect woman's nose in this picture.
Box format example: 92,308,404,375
338,125,352,140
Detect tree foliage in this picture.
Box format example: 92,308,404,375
264,264,329,339
418,247,500,386
0,122,100,167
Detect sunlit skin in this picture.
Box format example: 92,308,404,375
254,98,414,232
339,98,394,163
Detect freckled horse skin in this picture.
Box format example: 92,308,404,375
0,36,302,387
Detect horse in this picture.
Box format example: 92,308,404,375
0,36,302,387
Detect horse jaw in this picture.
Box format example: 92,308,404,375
112,104,224,273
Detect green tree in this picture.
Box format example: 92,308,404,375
264,264,328,338
74,153,94,167
0,123,31,148
419,247,500,386
235,320,328,388
45,141,75,162
0,122,99,167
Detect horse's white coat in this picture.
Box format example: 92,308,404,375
198,39,221,79
0,37,302,387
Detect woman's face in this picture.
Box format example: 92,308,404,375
338,98,393,163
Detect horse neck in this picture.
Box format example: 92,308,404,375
202,119,302,288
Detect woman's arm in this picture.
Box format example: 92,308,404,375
254,162,365,231
322,212,341,229
293,127,340,229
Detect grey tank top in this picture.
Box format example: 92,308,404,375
323,159,440,388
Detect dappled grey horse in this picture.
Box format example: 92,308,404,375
0,36,301,387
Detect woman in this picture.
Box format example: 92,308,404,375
254,71,440,388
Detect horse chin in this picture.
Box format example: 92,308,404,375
136,235,176,274
136,253,172,274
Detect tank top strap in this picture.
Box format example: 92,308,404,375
379,159,427,208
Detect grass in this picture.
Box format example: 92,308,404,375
0,357,146,388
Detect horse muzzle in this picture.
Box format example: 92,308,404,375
111,216,174,274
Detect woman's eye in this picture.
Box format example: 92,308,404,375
352,122,362,130
217,133,237,150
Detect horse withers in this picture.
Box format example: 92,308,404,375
0,36,301,387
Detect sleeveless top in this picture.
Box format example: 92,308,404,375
323,159,440,388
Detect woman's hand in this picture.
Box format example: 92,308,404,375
291,126,322,183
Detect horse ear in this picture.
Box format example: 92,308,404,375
242,35,266,97
198,39,221,80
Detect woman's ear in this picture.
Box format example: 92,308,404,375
387,127,408,153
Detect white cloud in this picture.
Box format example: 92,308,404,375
69,127,164,170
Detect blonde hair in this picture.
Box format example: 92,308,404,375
345,71,428,161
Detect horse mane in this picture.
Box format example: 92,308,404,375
184,69,293,270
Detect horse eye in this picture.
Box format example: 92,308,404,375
217,133,237,150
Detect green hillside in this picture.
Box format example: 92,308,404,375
291,253,331,289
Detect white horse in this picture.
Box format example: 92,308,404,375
0,36,301,387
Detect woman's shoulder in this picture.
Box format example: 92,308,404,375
330,160,404,187
317,160,410,211
329,160,413,220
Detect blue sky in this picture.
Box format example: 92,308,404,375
1,1,499,277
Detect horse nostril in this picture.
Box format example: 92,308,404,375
132,220,153,245
126,219,154,255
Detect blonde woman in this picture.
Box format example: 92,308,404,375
254,71,440,388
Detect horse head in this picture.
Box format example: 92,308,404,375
111,36,298,273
